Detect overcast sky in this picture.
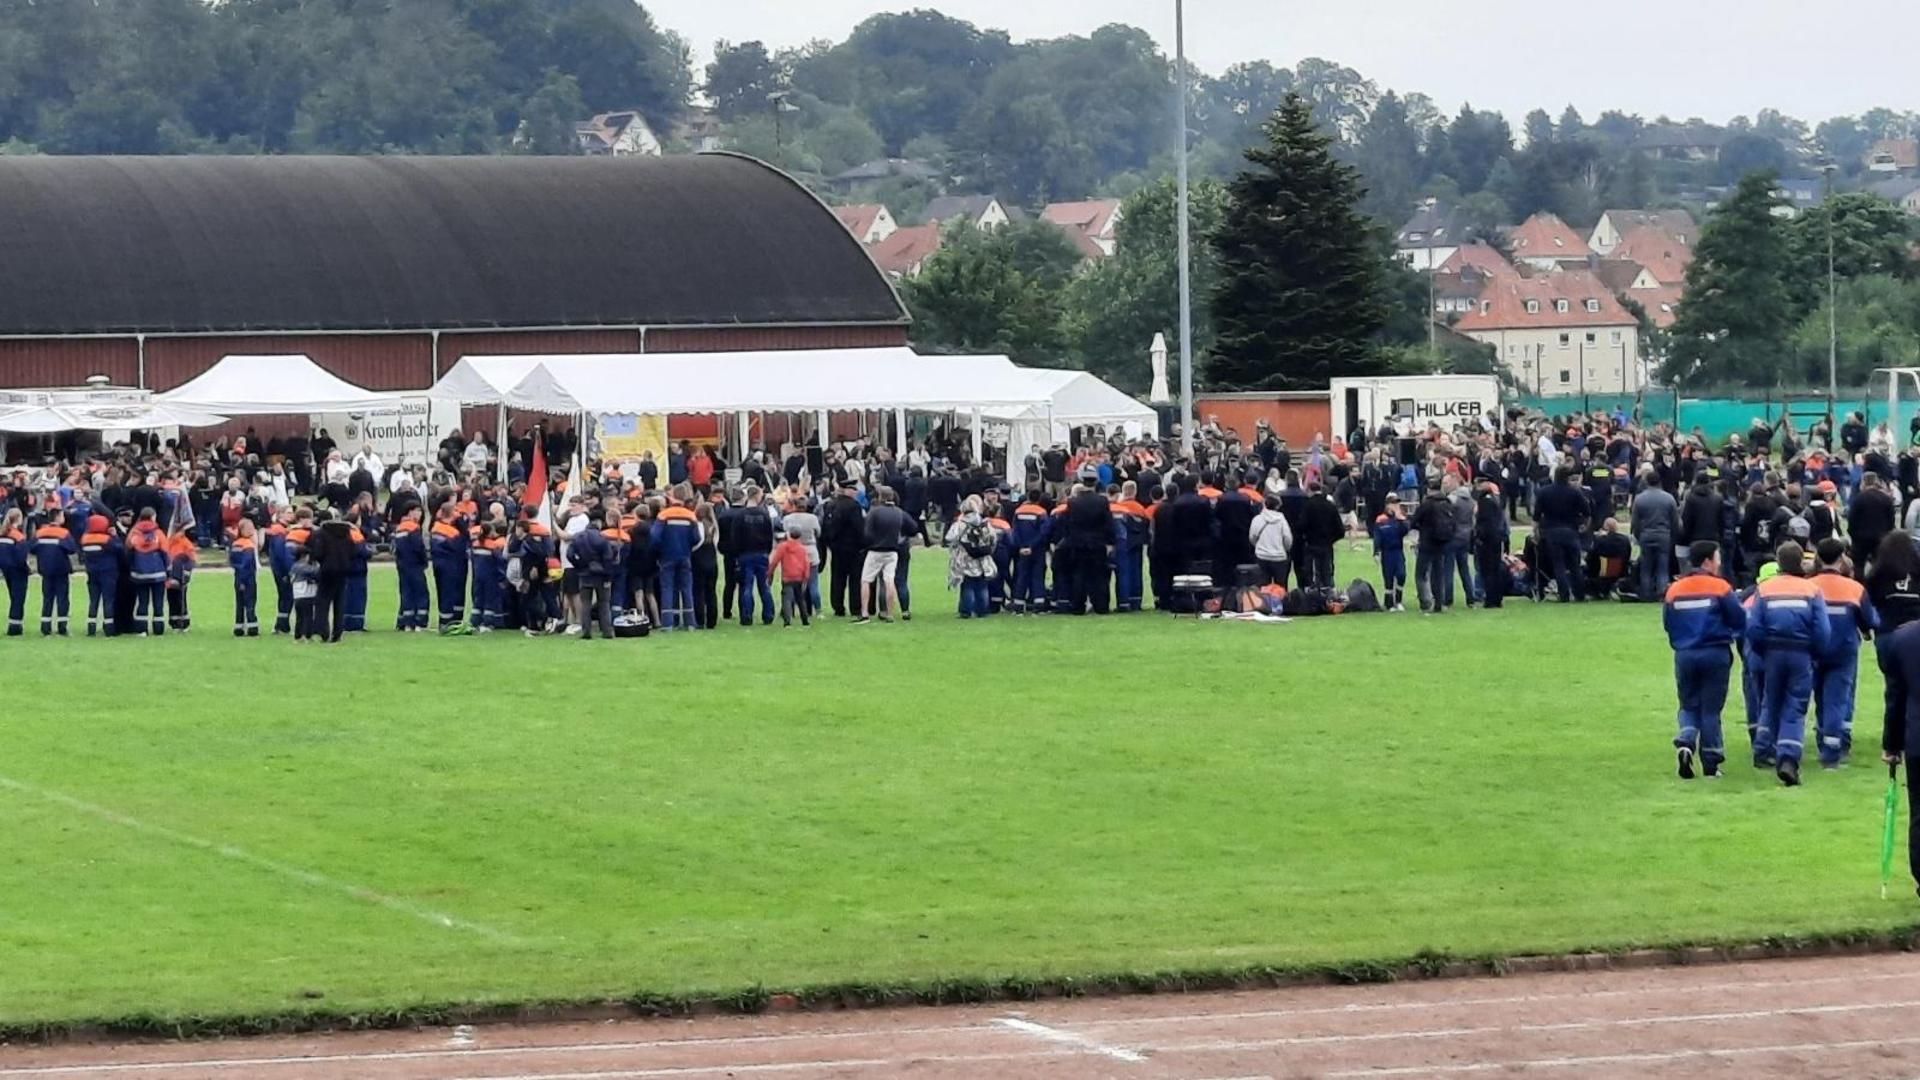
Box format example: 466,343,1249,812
646,0,1909,125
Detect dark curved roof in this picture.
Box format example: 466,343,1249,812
0,153,908,336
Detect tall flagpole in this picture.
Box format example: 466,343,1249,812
1175,0,1194,458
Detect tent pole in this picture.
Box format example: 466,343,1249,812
495,403,507,483
895,407,907,454
736,410,750,465
970,406,982,467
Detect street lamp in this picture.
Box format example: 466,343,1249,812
768,90,798,170
1822,158,1839,442
1174,0,1194,458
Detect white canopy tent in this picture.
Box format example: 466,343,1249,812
158,354,407,413
461,348,1049,466
983,369,1160,488
430,355,556,406
0,401,229,434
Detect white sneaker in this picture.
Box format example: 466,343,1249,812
564,625,582,636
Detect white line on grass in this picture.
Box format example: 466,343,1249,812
0,773,522,945
993,1017,1147,1063
1320,1034,1920,1076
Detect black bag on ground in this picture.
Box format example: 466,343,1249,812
1281,588,1328,617
1344,579,1382,613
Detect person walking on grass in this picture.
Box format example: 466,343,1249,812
1747,541,1831,786
857,486,912,624
1663,541,1746,780
772,522,813,627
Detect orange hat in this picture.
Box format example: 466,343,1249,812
1818,480,1838,494
87,515,109,532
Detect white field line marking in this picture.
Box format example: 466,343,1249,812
1144,997,1920,1053
0,774,522,945
3,967,1915,1076
1077,967,1920,1029
994,1016,1147,1063
1320,1034,1920,1077
435,1051,1081,1080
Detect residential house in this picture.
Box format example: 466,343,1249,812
833,204,898,245
1453,269,1642,394
1870,177,1920,216
574,111,663,157
1394,198,1467,270
1609,224,1693,286
1430,241,1516,316
868,225,943,280
1867,138,1920,175
1636,123,1724,163
923,195,1012,231
1507,212,1593,270
829,158,941,192
1588,208,1698,256
1774,178,1826,218
1042,199,1123,257
1593,257,1683,330
673,106,725,153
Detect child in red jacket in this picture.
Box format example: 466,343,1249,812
772,525,813,627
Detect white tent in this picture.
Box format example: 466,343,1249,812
0,402,228,433
430,355,556,406
492,348,1046,415
983,369,1159,487
158,354,404,413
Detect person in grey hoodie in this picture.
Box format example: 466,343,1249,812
1248,495,1294,587
781,495,823,612
1445,475,1479,607
1631,469,1679,600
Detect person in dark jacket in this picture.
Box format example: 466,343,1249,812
428,504,469,631
1162,474,1216,582
1211,480,1259,590
79,514,122,637
1473,483,1510,608
1057,483,1116,615
307,511,356,643
1299,482,1345,590
392,507,430,631
1534,468,1590,602
1850,473,1898,579
1411,484,1456,614
567,514,616,639
734,485,776,626
820,480,866,618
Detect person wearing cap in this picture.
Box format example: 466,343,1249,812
1746,541,1832,785
1810,538,1878,767
820,478,865,618
79,513,121,637
1663,540,1747,779
1805,481,1840,546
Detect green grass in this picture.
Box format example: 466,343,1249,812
0,552,1912,1029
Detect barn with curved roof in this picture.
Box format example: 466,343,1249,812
0,153,909,392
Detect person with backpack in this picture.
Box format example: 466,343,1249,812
1411,482,1456,614
945,497,1000,619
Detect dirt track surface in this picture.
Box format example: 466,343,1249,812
6,953,1920,1079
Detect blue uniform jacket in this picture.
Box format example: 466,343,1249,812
1745,575,1832,654
32,525,77,577
1662,571,1747,651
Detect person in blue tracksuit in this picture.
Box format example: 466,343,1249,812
265,511,296,634
229,520,260,637
392,509,430,631
31,514,77,636
0,508,26,636
1373,496,1410,612
430,505,470,630
650,495,700,631
165,529,197,632
79,514,121,637
1810,538,1878,767
126,511,170,636
1663,541,1748,779
468,522,506,631
1009,493,1052,614
1110,483,1149,612
342,523,373,632
1745,541,1832,786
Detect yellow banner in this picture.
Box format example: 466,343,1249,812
599,414,669,465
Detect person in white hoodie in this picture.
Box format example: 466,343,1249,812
1249,494,1294,587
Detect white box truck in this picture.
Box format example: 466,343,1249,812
1328,375,1503,441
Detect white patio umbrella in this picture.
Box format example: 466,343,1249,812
0,402,231,433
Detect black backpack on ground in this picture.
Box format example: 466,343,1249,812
1345,579,1382,613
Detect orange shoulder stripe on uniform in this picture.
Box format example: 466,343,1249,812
1815,573,1865,605
1665,574,1733,602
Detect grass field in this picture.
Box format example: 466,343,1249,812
0,552,1914,1029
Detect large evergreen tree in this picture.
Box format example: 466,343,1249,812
1663,171,1793,387
1208,93,1390,390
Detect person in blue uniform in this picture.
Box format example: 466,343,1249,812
127,510,169,636
1809,538,1878,767
342,521,373,632
228,520,260,637
1009,492,1051,615
1663,541,1747,779
430,504,470,630
392,508,430,632
265,511,296,634
1746,541,1832,786
1373,495,1410,612
0,508,27,637
79,514,121,637
32,511,77,636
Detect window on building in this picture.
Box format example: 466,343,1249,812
1482,300,1492,315
1559,333,1571,349
1585,299,1601,312
1555,299,1570,313
1586,332,1596,344
1610,330,1622,343
1559,370,1571,384
1525,299,1540,314
1507,344,1516,355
